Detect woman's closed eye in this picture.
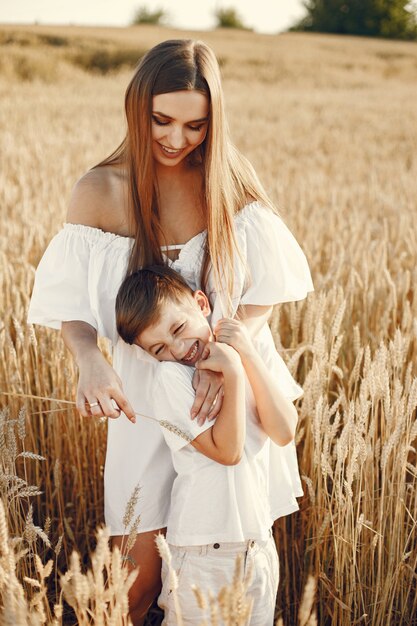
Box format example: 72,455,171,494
152,117,170,126
152,117,205,132
174,323,185,334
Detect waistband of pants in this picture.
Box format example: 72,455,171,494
168,529,273,557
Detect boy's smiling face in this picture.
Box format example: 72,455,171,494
136,291,213,365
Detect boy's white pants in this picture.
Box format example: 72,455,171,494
158,533,279,625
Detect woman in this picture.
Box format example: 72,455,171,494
28,39,313,624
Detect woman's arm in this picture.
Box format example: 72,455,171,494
235,304,273,337
215,318,298,447
61,173,136,423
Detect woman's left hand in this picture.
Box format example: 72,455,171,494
191,368,223,426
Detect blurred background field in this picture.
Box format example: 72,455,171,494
1,23,417,625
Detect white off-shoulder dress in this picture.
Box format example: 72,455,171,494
28,201,314,535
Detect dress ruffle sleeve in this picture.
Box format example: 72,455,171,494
27,224,132,343
27,225,98,331
237,203,314,306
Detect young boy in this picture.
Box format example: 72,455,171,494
115,265,302,625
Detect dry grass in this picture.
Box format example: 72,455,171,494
0,494,136,625
0,23,416,625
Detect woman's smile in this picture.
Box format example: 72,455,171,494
157,143,186,158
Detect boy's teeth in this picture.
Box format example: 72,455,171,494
184,342,198,361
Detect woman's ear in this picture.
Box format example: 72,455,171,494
193,290,211,317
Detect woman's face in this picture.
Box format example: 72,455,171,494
151,90,209,167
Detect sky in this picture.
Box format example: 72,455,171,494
0,1,306,34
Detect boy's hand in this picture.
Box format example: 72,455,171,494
196,342,242,376
214,318,255,363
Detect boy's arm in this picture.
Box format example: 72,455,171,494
190,305,271,423
153,345,246,466
192,343,246,465
215,319,298,447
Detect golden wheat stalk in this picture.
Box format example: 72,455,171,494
1,391,193,442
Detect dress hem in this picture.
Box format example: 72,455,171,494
107,522,169,537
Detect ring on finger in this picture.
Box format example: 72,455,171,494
87,401,100,408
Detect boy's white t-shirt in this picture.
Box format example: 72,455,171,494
152,360,301,547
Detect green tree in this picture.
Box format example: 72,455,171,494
131,5,167,26
293,0,417,39
214,7,249,29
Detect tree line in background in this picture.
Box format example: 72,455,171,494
294,0,417,40
131,6,250,30
132,1,417,40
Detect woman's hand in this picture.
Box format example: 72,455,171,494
61,321,136,423
77,350,136,423
191,346,224,425
191,369,223,426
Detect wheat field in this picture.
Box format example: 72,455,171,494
0,23,417,625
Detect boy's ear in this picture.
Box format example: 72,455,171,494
193,290,211,317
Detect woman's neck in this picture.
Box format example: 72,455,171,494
154,162,205,242
155,158,190,182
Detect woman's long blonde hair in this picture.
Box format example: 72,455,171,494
96,39,274,311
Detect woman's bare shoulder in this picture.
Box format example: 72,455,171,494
66,165,128,231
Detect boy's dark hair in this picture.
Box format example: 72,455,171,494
116,264,194,345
